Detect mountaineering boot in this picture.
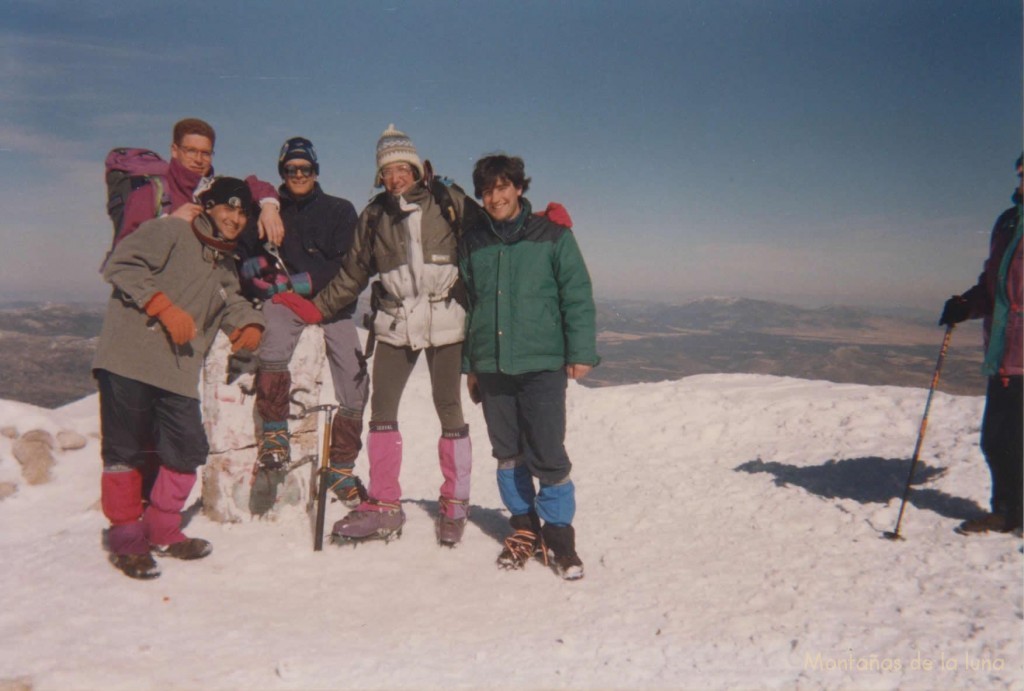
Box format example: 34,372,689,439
143,466,212,560
325,464,367,508
103,465,160,579
257,424,291,469
331,501,406,543
327,414,367,508
249,422,290,516
437,427,472,546
154,537,212,560
497,512,543,570
542,523,584,580
436,497,469,547
110,553,161,580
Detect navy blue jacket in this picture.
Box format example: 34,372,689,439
238,182,359,318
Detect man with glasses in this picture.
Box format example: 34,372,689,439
120,118,284,244
273,124,475,546
237,137,367,514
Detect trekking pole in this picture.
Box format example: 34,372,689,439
883,324,955,541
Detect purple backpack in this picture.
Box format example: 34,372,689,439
104,147,172,249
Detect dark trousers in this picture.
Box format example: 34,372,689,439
980,375,1023,523
96,369,209,474
477,369,571,485
370,341,465,430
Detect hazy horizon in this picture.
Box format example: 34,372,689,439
1,1,1020,314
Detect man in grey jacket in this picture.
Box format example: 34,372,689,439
93,177,265,580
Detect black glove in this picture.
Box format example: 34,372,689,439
939,295,970,326
226,349,259,384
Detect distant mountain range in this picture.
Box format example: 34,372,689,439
590,297,985,394
0,297,986,408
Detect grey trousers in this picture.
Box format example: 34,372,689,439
258,301,368,415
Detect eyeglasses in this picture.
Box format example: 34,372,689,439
284,165,315,178
179,145,213,160
381,164,413,179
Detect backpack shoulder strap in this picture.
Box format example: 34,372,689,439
429,178,461,238
150,176,172,217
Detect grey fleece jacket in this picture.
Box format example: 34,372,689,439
92,213,264,399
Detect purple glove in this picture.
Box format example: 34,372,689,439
289,272,312,297
239,256,270,281
252,272,312,299
252,274,290,300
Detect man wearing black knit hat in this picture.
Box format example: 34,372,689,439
236,137,367,515
93,176,265,579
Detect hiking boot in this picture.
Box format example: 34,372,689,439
257,428,291,470
955,513,1018,535
496,512,544,569
497,529,540,569
111,552,161,580
436,496,469,546
436,515,467,546
542,524,584,581
250,429,291,515
153,537,212,560
331,502,405,543
325,465,367,509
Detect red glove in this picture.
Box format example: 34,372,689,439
272,292,323,324
145,292,196,345
229,324,264,353
538,202,572,228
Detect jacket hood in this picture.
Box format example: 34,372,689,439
191,212,238,254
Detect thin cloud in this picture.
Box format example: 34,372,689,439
0,32,195,64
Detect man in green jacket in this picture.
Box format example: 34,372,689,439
459,154,599,580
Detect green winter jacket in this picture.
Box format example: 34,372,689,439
459,198,599,375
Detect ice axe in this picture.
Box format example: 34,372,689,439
882,324,955,541
289,389,338,551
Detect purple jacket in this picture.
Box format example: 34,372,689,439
120,158,277,239
962,205,1023,377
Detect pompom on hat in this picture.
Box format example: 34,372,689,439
278,137,319,177
375,123,423,186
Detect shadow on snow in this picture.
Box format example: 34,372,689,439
734,456,985,521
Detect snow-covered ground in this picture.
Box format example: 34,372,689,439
1,365,1021,690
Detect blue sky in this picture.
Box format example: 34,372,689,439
1,0,1020,310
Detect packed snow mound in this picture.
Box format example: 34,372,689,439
0,371,1019,690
